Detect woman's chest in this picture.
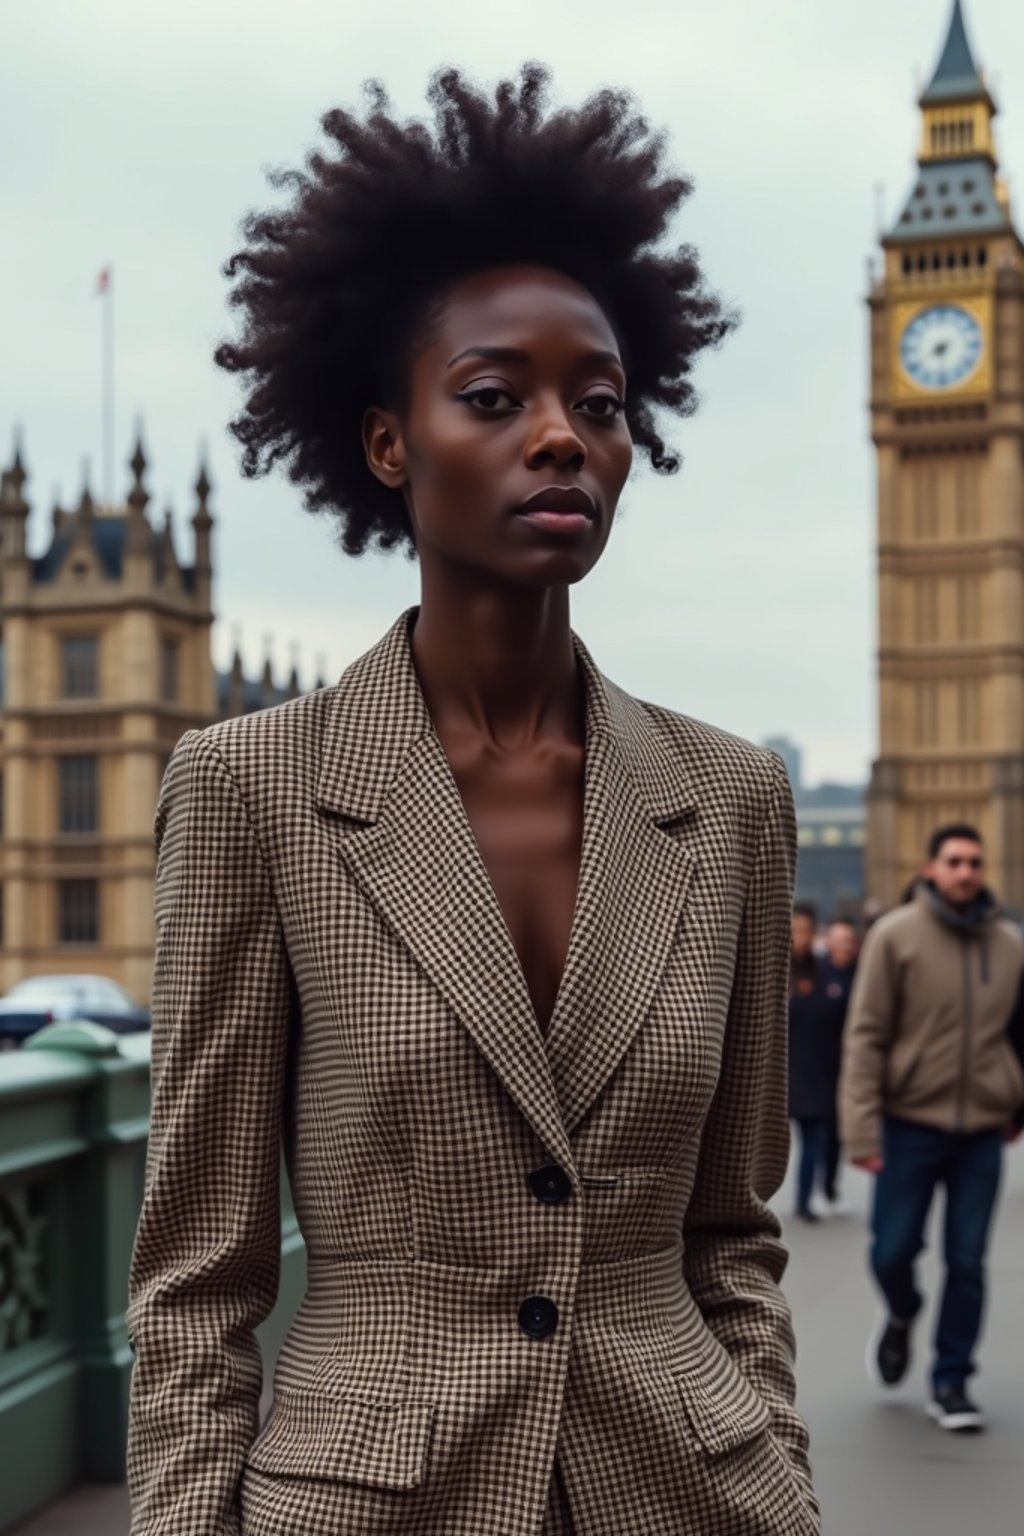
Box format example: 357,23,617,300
445,742,585,1030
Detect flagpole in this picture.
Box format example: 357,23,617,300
102,266,114,505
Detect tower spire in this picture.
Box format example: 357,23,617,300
886,0,1005,215
921,2,987,107
1,436,30,565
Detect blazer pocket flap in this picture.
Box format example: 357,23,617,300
677,1357,772,1457
246,1389,435,1490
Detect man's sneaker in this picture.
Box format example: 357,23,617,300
927,1385,986,1433
868,1315,913,1387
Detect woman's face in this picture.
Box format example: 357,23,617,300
364,265,633,588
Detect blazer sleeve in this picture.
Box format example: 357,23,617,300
682,754,816,1510
127,729,291,1536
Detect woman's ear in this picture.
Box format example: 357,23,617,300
362,407,407,489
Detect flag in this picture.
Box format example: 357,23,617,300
96,267,111,295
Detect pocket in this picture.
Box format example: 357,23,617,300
246,1387,435,1490
973,1041,1024,1118
1001,1042,1024,1106
674,1357,820,1534
674,1352,771,1456
887,1035,929,1100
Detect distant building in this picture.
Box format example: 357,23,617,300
765,737,867,920
0,435,317,1004
763,735,803,796
793,782,867,921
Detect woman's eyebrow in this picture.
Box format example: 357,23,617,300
446,345,624,371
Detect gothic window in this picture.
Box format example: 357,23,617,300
914,682,940,747
57,879,99,944
913,578,939,644
911,464,938,539
956,682,981,744
60,635,99,699
161,637,178,703
956,576,981,641
58,755,98,834
953,456,980,538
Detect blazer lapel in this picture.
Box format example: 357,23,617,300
316,613,573,1174
544,642,698,1134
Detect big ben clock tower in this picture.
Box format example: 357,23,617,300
867,0,1024,909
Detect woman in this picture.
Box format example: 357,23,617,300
128,69,819,1536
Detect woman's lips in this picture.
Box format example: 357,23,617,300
515,485,596,532
518,509,593,533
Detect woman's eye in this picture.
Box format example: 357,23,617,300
578,393,627,420
458,386,519,412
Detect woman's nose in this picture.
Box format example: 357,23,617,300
525,405,586,472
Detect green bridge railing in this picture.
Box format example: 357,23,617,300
0,1024,306,1533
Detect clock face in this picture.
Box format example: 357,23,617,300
900,304,983,390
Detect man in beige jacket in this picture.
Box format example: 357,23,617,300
841,823,1024,1433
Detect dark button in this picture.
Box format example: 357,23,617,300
528,1164,573,1205
518,1295,559,1340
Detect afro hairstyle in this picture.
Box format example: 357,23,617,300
215,65,735,555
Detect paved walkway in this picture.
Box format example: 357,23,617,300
12,1148,1024,1535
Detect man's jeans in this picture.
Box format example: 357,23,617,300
870,1116,1003,1390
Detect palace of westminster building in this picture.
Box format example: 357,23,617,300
0,439,314,1004
1,1,1024,1005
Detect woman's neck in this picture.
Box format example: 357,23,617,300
411,577,581,749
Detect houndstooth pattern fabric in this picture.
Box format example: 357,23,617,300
127,610,819,1536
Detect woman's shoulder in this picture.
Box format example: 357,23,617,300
604,673,784,813
171,686,335,797
647,698,780,778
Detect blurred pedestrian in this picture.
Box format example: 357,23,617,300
789,908,856,1220
861,897,883,935
820,918,859,1209
840,823,1024,1433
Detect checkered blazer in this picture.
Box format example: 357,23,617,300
127,611,819,1536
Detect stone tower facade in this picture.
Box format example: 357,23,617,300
867,1,1024,909
0,437,219,1003
0,436,316,1003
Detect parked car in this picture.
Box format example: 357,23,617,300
0,974,151,1045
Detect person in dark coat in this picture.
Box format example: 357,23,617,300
789,912,858,1220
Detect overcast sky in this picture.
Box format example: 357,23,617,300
4,0,1023,783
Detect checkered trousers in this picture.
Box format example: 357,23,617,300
127,611,819,1535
